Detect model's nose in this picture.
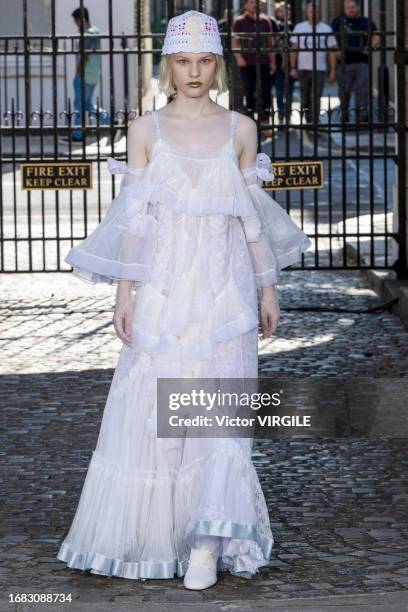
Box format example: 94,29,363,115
189,65,200,77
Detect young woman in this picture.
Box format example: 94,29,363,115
57,10,311,590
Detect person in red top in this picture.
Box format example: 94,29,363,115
232,0,276,120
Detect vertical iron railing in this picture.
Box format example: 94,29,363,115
394,0,407,278
0,0,406,277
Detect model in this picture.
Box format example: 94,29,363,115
56,9,311,590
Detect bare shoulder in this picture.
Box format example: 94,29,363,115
234,110,257,159
127,112,155,164
127,112,154,139
234,110,256,131
235,111,257,140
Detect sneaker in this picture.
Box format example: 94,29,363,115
183,548,218,590
59,136,83,144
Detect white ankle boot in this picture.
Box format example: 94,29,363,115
183,548,218,590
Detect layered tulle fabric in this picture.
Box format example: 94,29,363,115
57,329,273,580
65,160,158,286
57,109,309,582
240,152,312,288
128,208,259,362
65,148,256,287
64,121,311,287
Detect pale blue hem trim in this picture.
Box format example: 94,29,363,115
56,542,188,579
56,517,274,580
186,519,274,571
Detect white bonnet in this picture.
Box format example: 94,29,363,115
161,10,223,56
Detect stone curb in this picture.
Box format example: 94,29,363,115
343,240,408,329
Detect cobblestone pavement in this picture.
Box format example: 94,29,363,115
1,270,408,611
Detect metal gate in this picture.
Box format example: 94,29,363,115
0,0,407,277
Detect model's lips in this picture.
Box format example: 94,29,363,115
187,82,202,87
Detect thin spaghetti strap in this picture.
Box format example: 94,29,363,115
152,110,161,142
230,110,237,146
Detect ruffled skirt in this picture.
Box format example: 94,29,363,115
57,206,274,579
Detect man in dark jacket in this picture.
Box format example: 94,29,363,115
332,0,380,122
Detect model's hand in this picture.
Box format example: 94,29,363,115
236,55,247,67
113,296,133,345
289,68,298,80
260,286,280,339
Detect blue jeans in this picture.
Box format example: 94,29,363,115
73,74,110,140
271,66,295,119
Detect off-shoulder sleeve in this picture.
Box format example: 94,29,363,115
64,157,158,286
240,153,312,288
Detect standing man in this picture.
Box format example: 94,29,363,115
70,6,109,142
290,2,337,126
232,0,276,121
332,0,379,123
271,1,295,124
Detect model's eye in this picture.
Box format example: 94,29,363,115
177,59,188,64
201,58,211,63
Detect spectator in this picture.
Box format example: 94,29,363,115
218,9,230,36
290,2,337,126
218,9,233,74
70,6,110,142
332,0,380,123
232,0,276,120
271,1,295,124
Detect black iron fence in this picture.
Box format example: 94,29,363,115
0,0,407,277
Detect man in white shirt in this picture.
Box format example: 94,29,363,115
289,2,337,126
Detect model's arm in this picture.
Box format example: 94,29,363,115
113,117,150,345
237,116,280,339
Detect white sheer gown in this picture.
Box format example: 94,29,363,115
56,108,311,580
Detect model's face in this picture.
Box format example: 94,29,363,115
344,1,360,18
171,52,217,97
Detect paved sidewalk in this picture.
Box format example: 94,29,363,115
1,270,408,611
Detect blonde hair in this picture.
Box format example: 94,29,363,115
158,54,229,97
